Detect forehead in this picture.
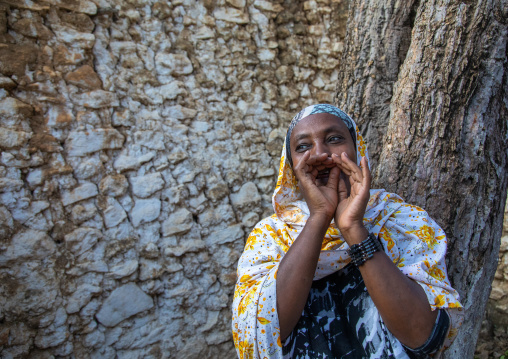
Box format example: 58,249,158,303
290,113,349,141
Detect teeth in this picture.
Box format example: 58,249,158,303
317,169,330,177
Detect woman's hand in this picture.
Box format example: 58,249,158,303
293,151,340,220
332,152,371,243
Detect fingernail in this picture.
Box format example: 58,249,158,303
343,152,348,158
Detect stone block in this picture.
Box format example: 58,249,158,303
108,260,138,279
206,182,229,201
0,76,16,90
257,48,276,61
163,105,198,120
253,0,283,12
163,239,206,257
83,330,105,349
64,227,102,256
109,40,137,55
47,0,97,14
70,202,97,224
66,284,102,314
11,200,50,224
71,90,119,108
96,283,153,327
61,183,98,206
99,174,128,197
155,53,193,76
213,8,249,24
205,330,230,345
205,224,244,246
53,24,95,49
226,0,245,8
34,325,68,349
113,152,155,172
65,65,102,89
72,159,100,180
103,198,127,228
0,177,24,192
0,44,38,78
65,129,124,156
231,182,261,209
144,83,186,104
139,259,163,281
130,198,161,227
53,44,85,66
0,97,33,119
11,18,52,39
0,229,56,265
29,133,64,153
112,109,133,127
242,212,259,228
2,0,49,10
134,130,165,150
162,208,193,236
194,26,215,40
130,173,165,198
177,339,207,358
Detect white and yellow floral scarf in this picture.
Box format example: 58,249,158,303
232,104,463,359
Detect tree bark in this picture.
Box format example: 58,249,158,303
335,0,418,175
337,0,508,357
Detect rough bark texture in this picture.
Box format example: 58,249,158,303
335,0,418,175
338,0,508,357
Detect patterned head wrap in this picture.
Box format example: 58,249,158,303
232,105,463,359
274,104,368,224
285,104,357,167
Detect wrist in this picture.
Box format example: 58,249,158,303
308,212,334,225
340,224,368,245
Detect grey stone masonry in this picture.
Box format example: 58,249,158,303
0,0,351,357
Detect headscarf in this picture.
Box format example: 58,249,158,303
232,104,463,359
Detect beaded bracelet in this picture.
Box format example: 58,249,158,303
347,233,382,266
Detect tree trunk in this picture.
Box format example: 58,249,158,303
337,0,508,357
335,0,418,175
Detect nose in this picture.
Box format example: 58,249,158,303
312,141,331,157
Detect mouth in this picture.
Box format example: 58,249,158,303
316,168,331,179
316,168,331,184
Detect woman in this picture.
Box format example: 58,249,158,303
232,104,463,358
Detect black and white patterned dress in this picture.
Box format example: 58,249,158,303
283,265,431,359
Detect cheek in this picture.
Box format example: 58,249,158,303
349,147,358,162
291,154,302,169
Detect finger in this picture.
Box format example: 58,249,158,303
361,156,372,189
341,152,363,183
326,166,340,191
307,153,330,166
332,153,355,176
337,172,348,202
294,150,309,168
294,151,311,178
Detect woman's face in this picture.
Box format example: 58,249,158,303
289,113,357,185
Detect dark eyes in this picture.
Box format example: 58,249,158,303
294,135,345,152
328,135,344,143
295,144,310,152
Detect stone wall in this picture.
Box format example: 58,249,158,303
0,0,348,357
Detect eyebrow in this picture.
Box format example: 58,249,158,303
293,125,347,142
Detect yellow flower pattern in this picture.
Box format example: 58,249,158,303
408,225,442,249
232,107,463,358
